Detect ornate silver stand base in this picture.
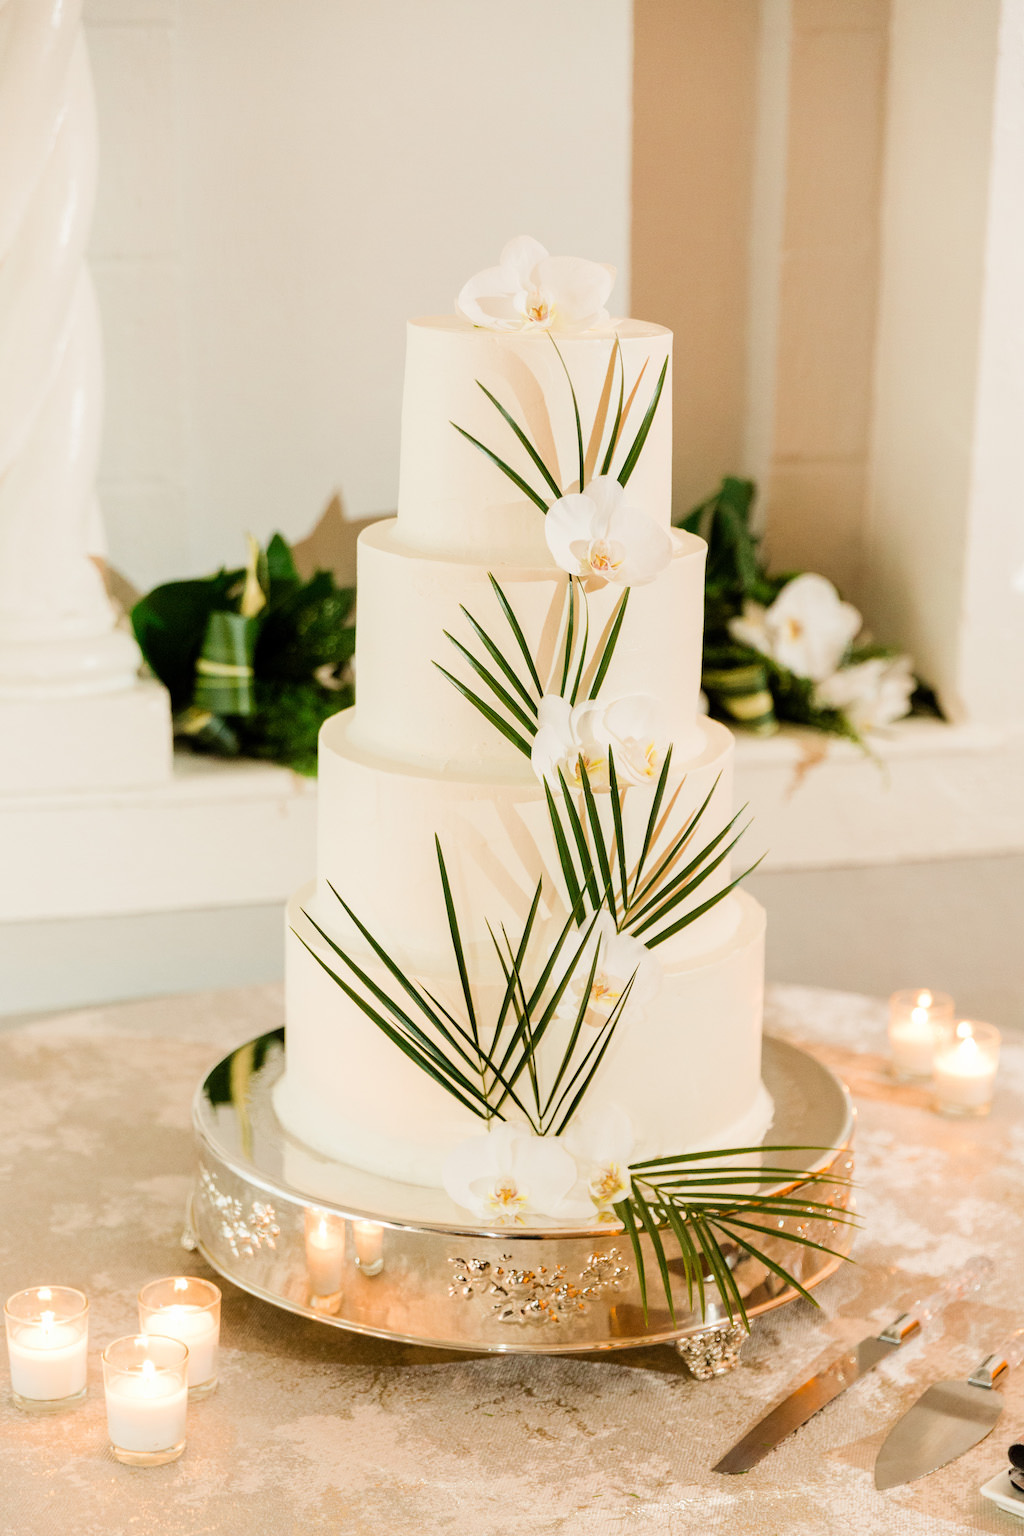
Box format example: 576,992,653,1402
188,1034,854,1370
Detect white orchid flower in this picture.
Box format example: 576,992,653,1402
442,1120,578,1222
728,572,862,682
545,476,672,587
530,694,665,791
531,694,607,788
564,1102,635,1212
814,654,915,731
561,911,663,1032
456,234,615,334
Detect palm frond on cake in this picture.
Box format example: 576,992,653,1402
450,335,667,507
542,749,762,945
617,1150,858,1329
433,574,630,754
296,839,635,1137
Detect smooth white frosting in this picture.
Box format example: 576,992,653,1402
398,317,672,562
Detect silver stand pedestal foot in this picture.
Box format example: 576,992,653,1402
674,1323,749,1379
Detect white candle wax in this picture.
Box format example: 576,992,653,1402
306,1217,345,1296
354,1220,383,1273
141,1306,217,1386
7,1319,87,1401
890,1006,937,1077
105,1364,187,1454
934,1034,997,1109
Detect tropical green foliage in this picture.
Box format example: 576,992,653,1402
131,533,354,774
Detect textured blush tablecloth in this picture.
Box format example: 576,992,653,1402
0,983,1021,1536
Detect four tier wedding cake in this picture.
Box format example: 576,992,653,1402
275,237,771,1224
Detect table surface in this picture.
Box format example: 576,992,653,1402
0,982,1021,1536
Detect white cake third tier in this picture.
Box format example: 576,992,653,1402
276,273,771,1203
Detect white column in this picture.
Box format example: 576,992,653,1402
0,0,170,791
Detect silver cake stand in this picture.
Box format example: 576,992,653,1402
185,1033,855,1378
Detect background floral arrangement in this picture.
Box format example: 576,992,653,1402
677,477,939,743
130,533,354,775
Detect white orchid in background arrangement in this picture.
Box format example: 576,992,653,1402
679,477,936,744
456,234,616,335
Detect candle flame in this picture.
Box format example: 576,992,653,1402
173,1278,189,1293
37,1288,52,1302
141,1359,157,1381
917,989,933,1008
39,1310,55,1334
910,1006,929,1027
955,1020,974,1041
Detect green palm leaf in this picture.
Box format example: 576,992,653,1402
451,423,549,511
587,588,630,698
432,664,533,757
549,336,585,491
475,381,561,500
617,355,669,488
599,336,626,477
458,605,539,715
488,575,544,695
442,631,536,733
630,746,674,897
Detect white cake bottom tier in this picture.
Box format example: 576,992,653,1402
278,885,769,1190
350,518,708,777
316,710,741,977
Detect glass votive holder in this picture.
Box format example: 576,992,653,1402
933,1018,1001,1118
353,1219,384,1277
4,1286,89,1412
304,1209,346,1310
138,1277,220,1399
103,1334,189,1466
888,988,955,1079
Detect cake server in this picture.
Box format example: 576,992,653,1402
874,1330,1024,1490
713,1257,993,1475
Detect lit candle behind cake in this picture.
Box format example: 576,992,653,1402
353,1220,384,1277
888,988,954,1079
933,1019,1000,1117
4,1286,89,1410
304,1209,346,1298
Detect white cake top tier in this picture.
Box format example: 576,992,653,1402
397,317,673,564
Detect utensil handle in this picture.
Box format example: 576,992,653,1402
970,1330,1024,1387
888,1256,995,1336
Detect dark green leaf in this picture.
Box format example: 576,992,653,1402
451,423,549,511
488,575,544,695
433,664,534,757
476,381,561,500
617,356,668,487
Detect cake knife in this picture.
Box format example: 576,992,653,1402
874,1330,1024,1489
712,1257,993,1475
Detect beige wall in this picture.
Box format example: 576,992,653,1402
632,0,760,519
633,0,888,600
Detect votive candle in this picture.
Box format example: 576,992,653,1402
353,1220,384,1277
304,1209,346,1299
138,1277,220,1397
102,1334,188,1466
888,988,954,1079
4,1286,89,1410
933,1019,1000,1117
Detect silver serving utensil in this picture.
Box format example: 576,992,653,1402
713,1256,993,1476
874,1331,1024,1489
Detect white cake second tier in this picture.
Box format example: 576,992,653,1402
278,885,769,1191
315,710,741,976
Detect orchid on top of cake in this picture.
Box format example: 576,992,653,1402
298,242,855,1324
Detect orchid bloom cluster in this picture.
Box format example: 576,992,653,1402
531,693,665,791
456,235,615,335
728,573,915,731
545,476,672,588
442,1105,637,1224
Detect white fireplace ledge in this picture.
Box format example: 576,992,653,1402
1,718,1022,926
